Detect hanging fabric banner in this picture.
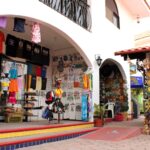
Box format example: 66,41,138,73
31,22,41,43
0,16,7,29
13,17,25,32
82,94,88,121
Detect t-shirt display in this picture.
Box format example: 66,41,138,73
5,34,18,57
5,34,50,66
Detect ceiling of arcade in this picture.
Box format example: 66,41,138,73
0,16,74,53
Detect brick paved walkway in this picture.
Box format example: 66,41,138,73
18,116,150,150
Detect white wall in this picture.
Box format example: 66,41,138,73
0,0,144,109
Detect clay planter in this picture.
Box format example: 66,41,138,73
94,117,104,127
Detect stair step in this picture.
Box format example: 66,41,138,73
0,122,96,149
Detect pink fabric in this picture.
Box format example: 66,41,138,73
17,77,24,90
31,22,41,43
8,92,17,104
0,17,7,28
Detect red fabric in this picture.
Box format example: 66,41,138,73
0,31,5,53
48,92,52,101
8,92,17,104
36,66,41,76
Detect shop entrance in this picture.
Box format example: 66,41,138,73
0,16,92,123
100,59,128,121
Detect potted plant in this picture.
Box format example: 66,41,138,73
94,103,105,127
120,100,129,121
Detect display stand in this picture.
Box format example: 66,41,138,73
24,92,42,122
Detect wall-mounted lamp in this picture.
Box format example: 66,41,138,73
95,54,102,66
136,15,140,24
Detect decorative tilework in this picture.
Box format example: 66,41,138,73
0,128,97,149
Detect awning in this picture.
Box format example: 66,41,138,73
114,46,150,60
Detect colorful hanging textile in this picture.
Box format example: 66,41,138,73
82,94,88,121
0,17,7,28
0,31,5,53
31,22,41,43
83,74,90,89
13,17,25,32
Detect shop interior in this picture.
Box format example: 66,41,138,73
0,16,93,123
100,60,129,120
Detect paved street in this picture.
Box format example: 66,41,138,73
19,115,150,150
19,134,150,150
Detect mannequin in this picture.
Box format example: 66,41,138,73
54,79,64,112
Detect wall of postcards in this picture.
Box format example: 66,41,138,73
52,52,88,120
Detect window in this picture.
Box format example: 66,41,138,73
105,0,120,29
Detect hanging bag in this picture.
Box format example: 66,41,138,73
42,107,50,119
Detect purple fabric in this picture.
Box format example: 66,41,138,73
0,17,7,28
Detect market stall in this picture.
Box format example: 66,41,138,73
115,46,150,134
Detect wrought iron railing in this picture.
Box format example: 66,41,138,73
39,0,92,31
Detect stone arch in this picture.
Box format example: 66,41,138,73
100,58,126,80
99,58,127,107
0,0,92,67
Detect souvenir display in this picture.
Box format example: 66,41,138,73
52,53,93,121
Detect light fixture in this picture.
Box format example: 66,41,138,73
136,15,140,24
95,54,102,66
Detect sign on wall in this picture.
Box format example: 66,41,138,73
131,76,143,88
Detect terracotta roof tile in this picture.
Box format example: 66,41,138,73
115,46,150,56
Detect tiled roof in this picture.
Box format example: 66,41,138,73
114,46,150,56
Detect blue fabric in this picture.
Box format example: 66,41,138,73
9,68,18,79
42,107,50,119
82,95,88,121
41,66,47,78
27,64,32,75
13,18,25,32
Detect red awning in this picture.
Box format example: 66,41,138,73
114,46,150,60
115,46,150,56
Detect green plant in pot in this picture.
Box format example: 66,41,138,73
120,100,129,121
94,103,105,127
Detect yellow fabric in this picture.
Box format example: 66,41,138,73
55,88,63,98
1,82,9,87
83,74,89,89
28,75,32,91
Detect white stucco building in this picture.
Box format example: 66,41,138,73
0,0,150,122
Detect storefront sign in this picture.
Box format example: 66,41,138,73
131,76,143,88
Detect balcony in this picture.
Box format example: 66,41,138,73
39,0,92,31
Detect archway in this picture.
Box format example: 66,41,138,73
0,14,93,123
99,59,128,120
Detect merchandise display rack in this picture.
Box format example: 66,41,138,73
24,92,42,122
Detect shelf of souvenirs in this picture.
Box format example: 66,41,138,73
23,106,43,110
24,92,37,96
